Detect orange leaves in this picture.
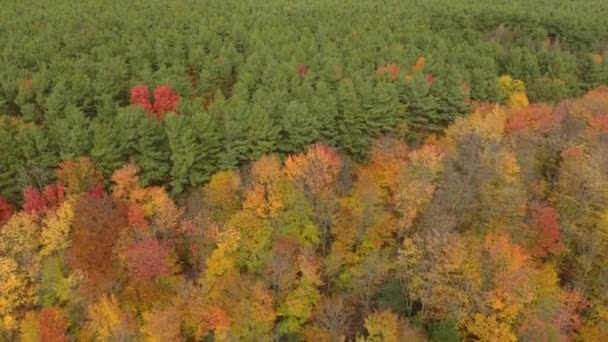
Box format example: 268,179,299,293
111,163,140,200
411,57,426,73
55,158,103,195
68,196,128,297
285,144,342,194
375,63,401,80
505,104,557,134
39,307,69,342
244,155,285,219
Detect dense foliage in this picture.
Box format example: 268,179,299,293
2,88,608,340
2,0,608,202
3,0,608,340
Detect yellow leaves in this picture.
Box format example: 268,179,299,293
498,75,526,95
508,92,529,110
467,313,517,342
0,257,36,317
446,104,507,142
203,170,242,221
140,306,183,342
203,228,240,286
0,212,40,263
498,75,529,110
40,202,74,256
19,311,40,342
362,310,400,342
82,294,132,340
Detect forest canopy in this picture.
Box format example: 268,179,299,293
2,0,608,340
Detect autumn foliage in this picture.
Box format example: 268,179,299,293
3,88,608,340
130,84,180,121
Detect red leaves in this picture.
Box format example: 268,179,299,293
130,84,180,121
122,237,176,281
130,85,153,114
22,184,65,215
297,64,309,79
127,205,148,230
153,85,180,116
0,196,14,225
561,146,584,161
590,113,608,131
23,187,46,214
39,307,69,342
530,205,565,258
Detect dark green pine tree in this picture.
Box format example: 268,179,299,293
336,79,370,159
165,114,198,195
430,73,470,131
246,102,280,160
19,124,59,189
91,118,129,179
189,111,221,186
398,73,439,135
581,54,608,92
278,100,320,155
468,69,504,103
218,86,249,169
0,116,26,202
134,114,171,187
311,81,339,146
48,104,92,161
365,80,404,135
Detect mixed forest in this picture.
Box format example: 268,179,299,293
2,0,608,340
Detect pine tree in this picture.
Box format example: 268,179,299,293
165,114,196,195
311,81,339,146
366,80,403,134
134,114,171,187
399,73,439,135
19,124,59,189
278,100,319,155
246,90,279,160
337,79,370,159
48,104,92,161
218,91,249,169
430,74,470,131
91,118,128,178
190,111,221,186
0,117,25,202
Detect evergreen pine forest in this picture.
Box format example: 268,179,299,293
2,0,608,340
